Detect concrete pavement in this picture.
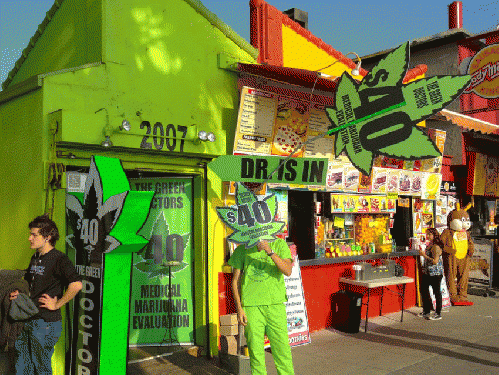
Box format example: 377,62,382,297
128,289,499,374
266,290,499,375
2,290,498,374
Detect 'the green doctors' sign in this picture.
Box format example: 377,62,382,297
208,155,328,185
217,183,285,248
326,42,471,175
129,178,194,345
66,156,154,375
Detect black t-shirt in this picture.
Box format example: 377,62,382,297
24,249,81,322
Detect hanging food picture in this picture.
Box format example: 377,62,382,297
271,98,310,157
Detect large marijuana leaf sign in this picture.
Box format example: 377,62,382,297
325,42,471,175
134,211,190,280
66,155,153,264
216,183,285,248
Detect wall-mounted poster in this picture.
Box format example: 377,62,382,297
283,245,311,347
272,97,309,157
343,167,360,192
129,178,194,346
358,173,372,194
327,165,345,191
398,170,412,195
387,170,400,193
469,238,493,286
371,168,388,194
331,194,345,213
422,173,442,200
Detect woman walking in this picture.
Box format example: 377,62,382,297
419,228,444,320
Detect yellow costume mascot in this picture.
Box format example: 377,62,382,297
440,203,474,306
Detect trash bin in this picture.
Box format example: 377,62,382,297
331,290,363,333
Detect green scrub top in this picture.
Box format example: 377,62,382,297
228,238,292,307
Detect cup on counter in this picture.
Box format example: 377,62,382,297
352,264,362,280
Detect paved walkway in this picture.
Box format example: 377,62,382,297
2,290,498,374
265,291,499,375
128,290,499,374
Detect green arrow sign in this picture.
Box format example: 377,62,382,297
208,155,328,186
326,42,471,175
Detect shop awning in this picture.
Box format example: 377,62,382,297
438,109,499,135
237,62,339,92
236,63,428,94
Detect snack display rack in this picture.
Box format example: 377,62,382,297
314,193,395,259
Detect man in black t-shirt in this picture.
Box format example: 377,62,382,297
10,215,82,375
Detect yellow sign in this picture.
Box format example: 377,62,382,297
465,44,499,98
333,216,345,228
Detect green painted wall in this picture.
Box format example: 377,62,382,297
0,89,46,269
1,0,258,364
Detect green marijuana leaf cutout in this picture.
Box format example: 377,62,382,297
217,183,285,248
325,42,471,175
66,155,154,263
134,211,190,280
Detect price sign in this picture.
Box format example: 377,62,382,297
325,42,471,176
217,183,285,248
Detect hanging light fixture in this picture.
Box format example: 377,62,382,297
198,131,216,142
315,51,362,77
120,119,131,131
101,136,113,148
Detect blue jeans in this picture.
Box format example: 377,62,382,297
15,319,62,375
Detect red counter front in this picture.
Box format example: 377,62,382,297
219,253,418,333
300,255,417,332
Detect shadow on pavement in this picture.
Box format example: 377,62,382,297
328,324,499,368
127,348,231,375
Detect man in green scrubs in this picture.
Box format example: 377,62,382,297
229,238,295,375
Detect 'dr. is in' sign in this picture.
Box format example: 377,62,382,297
208,155,328,186
240,157,327,184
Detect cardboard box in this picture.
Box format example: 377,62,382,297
220,313,238,326
220,324,239,336
220,335,238,355
219,353,251,375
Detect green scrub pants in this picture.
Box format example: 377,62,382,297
244,303,295,375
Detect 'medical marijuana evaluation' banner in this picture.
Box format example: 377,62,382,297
129,178,194,345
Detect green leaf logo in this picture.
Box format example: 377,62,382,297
217,183,285,248
134,211,190,280
325,42,471,175
66,155,154,262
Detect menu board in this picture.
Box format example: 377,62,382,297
234,88,277,155
236,86,444,199
413,199,435,239
234,86,334,159
264,244,311,349
436,194,457,231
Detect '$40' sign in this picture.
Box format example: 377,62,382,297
325,42,471,175
217,183,285,248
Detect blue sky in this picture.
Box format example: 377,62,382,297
1,0,498,89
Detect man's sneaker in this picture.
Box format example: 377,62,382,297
429,313,442,320
417,312,430,319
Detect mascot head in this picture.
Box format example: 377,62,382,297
447,202,472,232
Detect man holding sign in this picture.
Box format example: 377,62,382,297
229,237,294,375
